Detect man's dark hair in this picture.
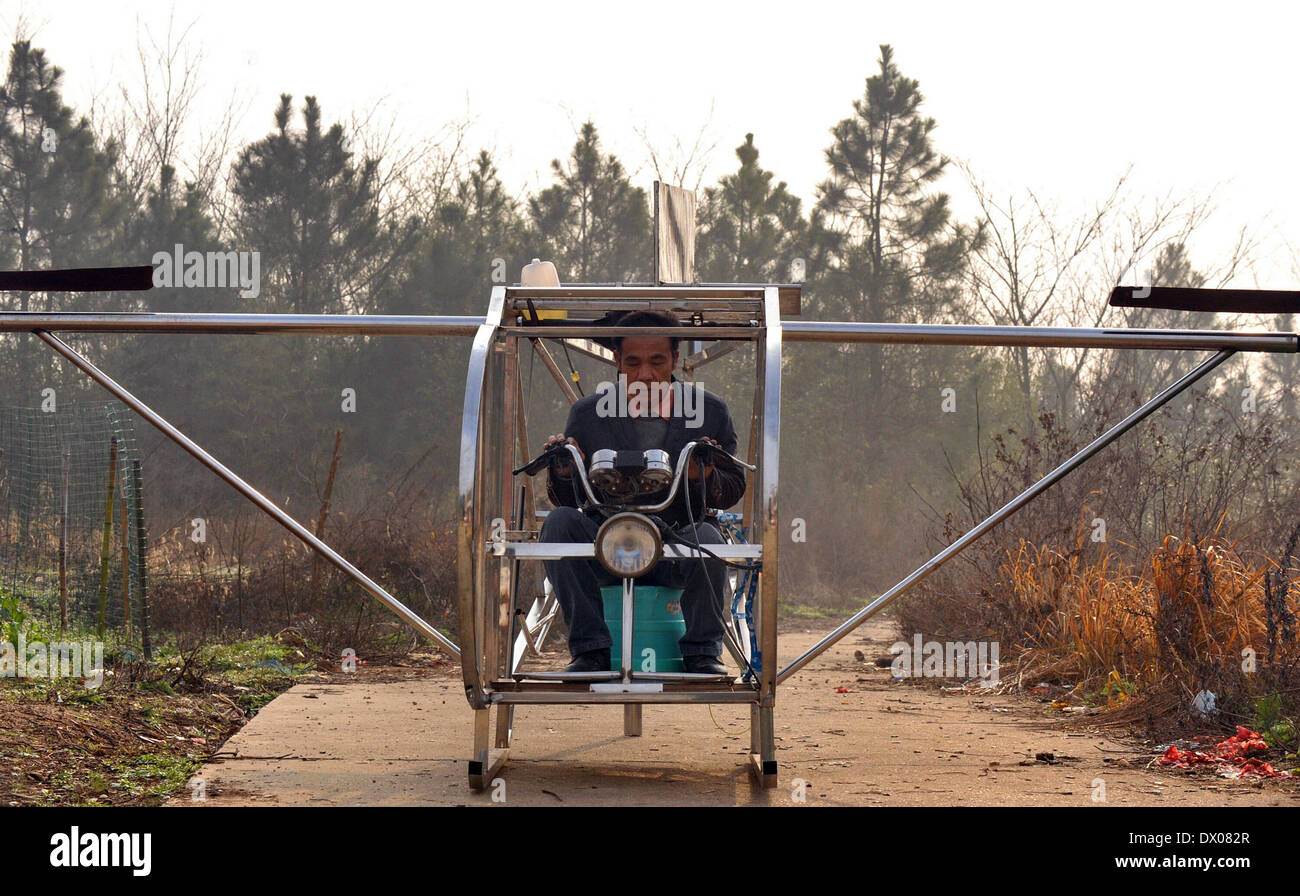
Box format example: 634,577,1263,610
613,310,682,354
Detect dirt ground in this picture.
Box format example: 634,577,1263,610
0,639,304,807
167,617,1300,807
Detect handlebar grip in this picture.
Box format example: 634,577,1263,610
513,445,563,476
691,441,754,473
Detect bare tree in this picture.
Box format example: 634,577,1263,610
91,9,250,238
347,97,470,229
962,163,1126,427
962,166,1260,424
1,6,47,53
632,103,719,195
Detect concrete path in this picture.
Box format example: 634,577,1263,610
170,621,1296,807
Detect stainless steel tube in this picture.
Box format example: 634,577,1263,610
0,312,481,336
783,322,1297,352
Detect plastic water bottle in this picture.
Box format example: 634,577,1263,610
521,258,565,319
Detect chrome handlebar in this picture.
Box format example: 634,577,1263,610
530,440,755,513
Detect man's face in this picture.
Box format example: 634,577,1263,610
615,336,676,386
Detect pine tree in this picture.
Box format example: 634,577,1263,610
817,45,978,307
107,161,224,419
802,45,982,449
224,96,418,503
0,40,128,401
0,41,126,283
527,122,648,282
696,133,806,283
231,95,416,315
415,149,525,314
778,45,988,586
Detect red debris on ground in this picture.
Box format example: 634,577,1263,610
1158,727,1292,778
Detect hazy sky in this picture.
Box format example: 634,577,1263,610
5,0,1298,286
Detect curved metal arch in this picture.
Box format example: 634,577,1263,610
743,286,783,783
458,286,507,708
758,287,782,699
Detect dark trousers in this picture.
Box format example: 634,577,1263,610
540,506,727,658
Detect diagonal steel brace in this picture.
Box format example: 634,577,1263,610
777,349,1236,684
35,330,460,659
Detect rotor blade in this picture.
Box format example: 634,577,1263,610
1110,285,1300,314
0,265,154,292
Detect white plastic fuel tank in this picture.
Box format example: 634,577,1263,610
521,258,565,319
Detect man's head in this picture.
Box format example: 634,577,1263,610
613,310,680,386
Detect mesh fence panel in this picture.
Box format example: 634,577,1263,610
0,401,146,639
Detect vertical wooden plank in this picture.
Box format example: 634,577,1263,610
653,182,696,284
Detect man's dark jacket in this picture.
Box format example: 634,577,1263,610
546,380,746,527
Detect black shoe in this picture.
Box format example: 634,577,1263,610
564,648,611,673
683,655,728,676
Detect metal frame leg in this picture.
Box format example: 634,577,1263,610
495,703,514,749
621,577,634,682
748,705,777,788
469,707,508,791
624,704,643,737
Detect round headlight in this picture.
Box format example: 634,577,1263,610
595,512,662,578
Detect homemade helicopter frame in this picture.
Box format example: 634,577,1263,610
1,260,1297,791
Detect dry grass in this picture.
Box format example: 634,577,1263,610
992,525,1300,740
897,380,1300,744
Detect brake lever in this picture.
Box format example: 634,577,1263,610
694,441,756,472
513,443,565,477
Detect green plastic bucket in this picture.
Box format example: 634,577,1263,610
601,585,686,673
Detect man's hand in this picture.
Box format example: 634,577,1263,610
688,437,720,481
544,434,583,476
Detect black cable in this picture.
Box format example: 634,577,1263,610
551,463,621,517
668,530,762,572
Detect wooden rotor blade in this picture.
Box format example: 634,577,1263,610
1110,285,1300,314
0,265,154,292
